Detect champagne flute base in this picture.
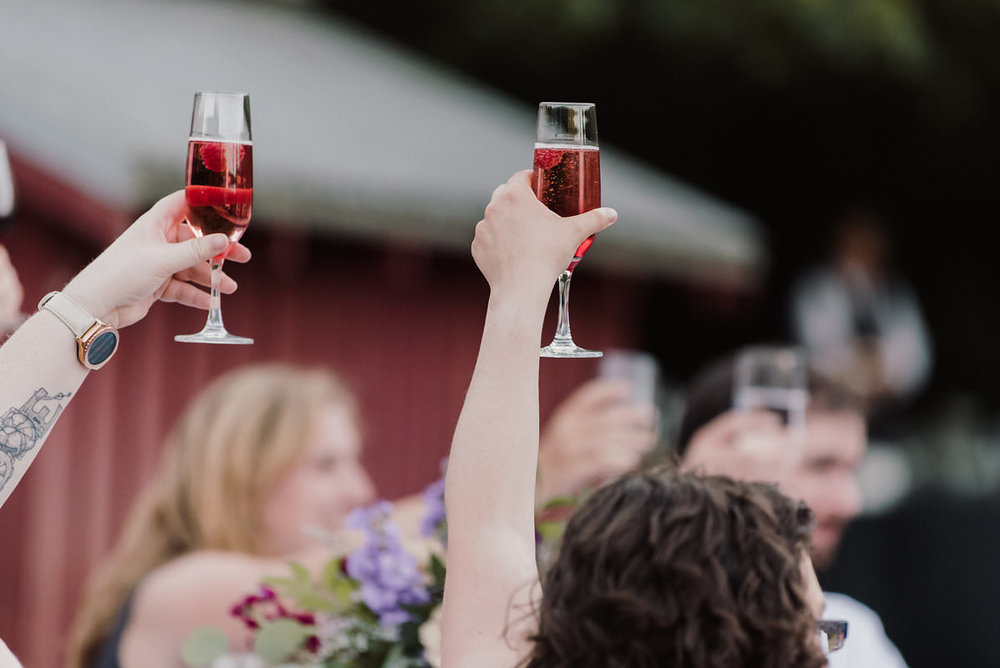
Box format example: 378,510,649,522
175,327,253,345
540,338,603,359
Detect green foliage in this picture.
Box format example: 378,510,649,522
322,559,360,608
428,553,446,589
541,495,577,510
327,0,936,80
255,619,313,664
180,627,229,668
634,0,930,84
264,560,347,615
536,518,567,545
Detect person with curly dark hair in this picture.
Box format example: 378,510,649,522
527,471,824,668
440,170,828,668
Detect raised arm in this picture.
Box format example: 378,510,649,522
441,171,616,667
0,191,250,508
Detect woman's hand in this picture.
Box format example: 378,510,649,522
62,191,251,328
681,410,790,483
538,379,657,503
471,170,616,304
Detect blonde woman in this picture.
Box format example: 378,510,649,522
68,364,375,668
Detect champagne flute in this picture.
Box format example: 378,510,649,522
175,92,254,345
534,102,602,358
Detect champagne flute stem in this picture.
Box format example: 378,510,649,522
553,269,574,343
205,259,226,331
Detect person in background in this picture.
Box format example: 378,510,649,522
68,364,376,668
791,208,931,412
0,244,24,336
441,171,829,668
392,377,658,537
536,377,658,503
678,354,908,668
0,190,252,666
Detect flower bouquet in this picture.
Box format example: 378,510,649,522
181,474,570,668
182,495,447,668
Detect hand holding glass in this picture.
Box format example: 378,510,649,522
533,102,602,358
175,92,254,345
732,347,807,461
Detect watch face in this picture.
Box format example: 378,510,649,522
87,330,119,367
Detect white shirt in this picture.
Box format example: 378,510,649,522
791,268,932,401
825,591,908,668
0,638,23,668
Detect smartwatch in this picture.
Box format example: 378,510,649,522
38,291,119,370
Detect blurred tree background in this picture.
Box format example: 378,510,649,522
320,0,1000,400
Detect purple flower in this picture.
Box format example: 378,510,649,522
360,581,399,612
380,609,412,628
420,478,446,539
376,550,418,590
346,546,379,582
345,500,394,531
345,500,431,626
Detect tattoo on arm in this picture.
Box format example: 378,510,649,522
0,388,72,492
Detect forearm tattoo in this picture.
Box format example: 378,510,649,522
0,388,71,492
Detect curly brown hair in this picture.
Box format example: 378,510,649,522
525,469,825,668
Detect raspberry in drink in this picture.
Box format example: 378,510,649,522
532,144,600,272
184,140,253,259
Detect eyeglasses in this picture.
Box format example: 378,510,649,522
818,620,848,655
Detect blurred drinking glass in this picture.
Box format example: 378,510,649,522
598,348,665,456
598,349,661,411
175,92,254,345
0,140,26,336
0,140,14,229
732,346,807,461
534,102,603,358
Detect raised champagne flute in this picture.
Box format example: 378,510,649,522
175,92,254,344
534,102,602,358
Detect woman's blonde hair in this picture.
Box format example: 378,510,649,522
67,364,356,668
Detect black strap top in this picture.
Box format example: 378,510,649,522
92,594,134,668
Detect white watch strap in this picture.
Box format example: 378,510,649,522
38,291,97,338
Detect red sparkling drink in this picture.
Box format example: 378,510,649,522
184,140,253,260
533,143,601,272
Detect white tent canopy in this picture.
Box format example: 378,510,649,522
0,0,763,285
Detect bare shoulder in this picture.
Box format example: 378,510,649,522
121,551,270,666
138,550,268,607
